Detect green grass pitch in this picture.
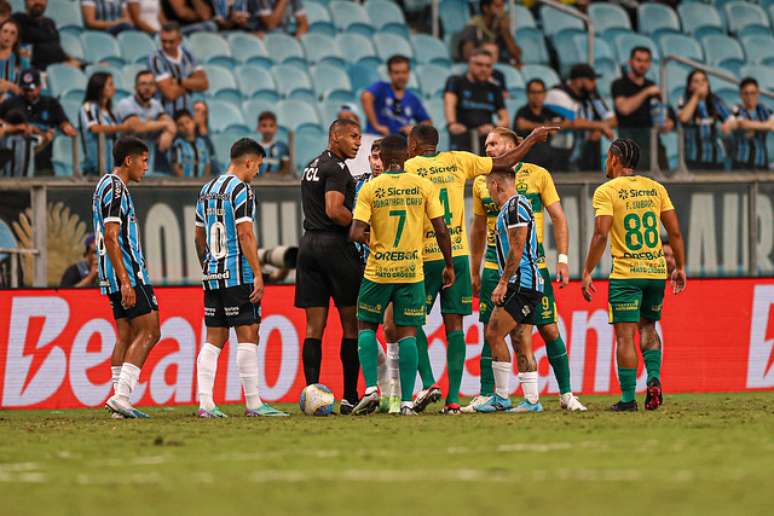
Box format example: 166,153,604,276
1,392,772,516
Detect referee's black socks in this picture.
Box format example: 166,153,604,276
340,338,360,404
302,338,322,385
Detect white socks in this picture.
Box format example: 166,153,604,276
376,341,388,392
386,342,400,399
111,366,122,395
116,363,141,402
493,361,511,399
519,371,539,404
196,343,221,410
237,343,263,410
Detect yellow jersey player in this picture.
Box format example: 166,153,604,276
404,124,557,414
582,138,687,412
466,128,585,412
349,135,454,416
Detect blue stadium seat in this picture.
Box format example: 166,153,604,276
365,0,406,32
121,64,146,93
638,3,681,37
210,133,236,165
242,99,275,128
118,31,156,64
715,88,739,110
296,124,328,169
59,98,81,126
188,32,234,67
426,97,444,125
48,0,83,34
201,64,241,105
264,33,306,68
208,99,247,133
515,27,549,65
311,63,353,99
520,64,560,89
47,64,87,98
372,33,413,62
556,33,616,77
656,33,703,63
60,32,84,61
740,65,774,91
228,33,272,69
513,4,536,31
678,3,724,39
336,33,379,66
412,34,452,67
540,5,585,39
306,1,336,36
416,63,451,98
319,98,364,127
52,136,74,176
301,33,346,67
329,0,374,36
272,64,315,102
588,3,631,36
347,62,381,93
612,33,660,66
234,65,280,102
494,64,525,97
439,0,468,35
663,62,693,103
85,64,125,89
276,99,321,131
740,35,774,66
81,31,124,66
701,35,745,75
724,1,771,37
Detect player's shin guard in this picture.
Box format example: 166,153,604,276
618,367,636,403
446,330,465,404
341,338,359,403
519,371,539,404
398,337,418,402
546,337,572,395
111,366,122,396
416,327,435,389
480,339,494,397
492,361,511,398
376,341,388,391
642,349,662,384
237,343,263,410
196,343,220,410
302,338,322,385
357,330,379,388
116,362,141,401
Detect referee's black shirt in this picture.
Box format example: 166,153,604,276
301,150,355,235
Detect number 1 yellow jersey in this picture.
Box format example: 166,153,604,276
472,175,500,271
592,175,675,280
515,162,560,269
405,151,493,262
353,171,444,284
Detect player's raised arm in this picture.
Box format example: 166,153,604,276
661,210,687,294
491,126,560,172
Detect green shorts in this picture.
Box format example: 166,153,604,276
608,278,666,324
478,266,500,324
423,256,472,315
357,278,426,327
534,267,557,326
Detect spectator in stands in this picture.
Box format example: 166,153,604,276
459,0,521,67
192,99,217,172
60,234,98,288
729,78,773,170
361,55,431,137
150,22,209,116
0,69,76,174
0,1,11,24
444,48,508,153
611,47,673,171
81,0,135,35
678,70,734,171
13,0,81,70
337,105,360,125
127,0,164,34
170,109,210,177
212,0,251,30
0,19,28,103
79,72,128,175
257,111,290,177
115,69,177,173
480,42,508,98
544,63,616,171
252,0,308,38
161,0,217,33
515,79,565,169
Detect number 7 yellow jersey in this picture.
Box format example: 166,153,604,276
353,171,444,284
592,175,675,280
405,151,493,262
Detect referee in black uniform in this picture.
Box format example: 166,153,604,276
296,118,363,414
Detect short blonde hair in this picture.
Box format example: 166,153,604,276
491,127,521,145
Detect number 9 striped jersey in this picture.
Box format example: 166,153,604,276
592,175,675,280
195,173,256,290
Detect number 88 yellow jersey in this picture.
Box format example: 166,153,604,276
592,175,675,280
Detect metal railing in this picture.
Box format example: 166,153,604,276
0,247,39,288
536,0,595,66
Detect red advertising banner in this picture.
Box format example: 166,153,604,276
0,279,772,410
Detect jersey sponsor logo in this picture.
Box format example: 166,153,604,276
224,305,240,317
622,249,665,261
303,165,320,182
203,271,231,281
618,188,658,200
373,250,420,261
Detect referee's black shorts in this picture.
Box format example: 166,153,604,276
294,231,362,308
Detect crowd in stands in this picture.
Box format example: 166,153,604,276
0,0,772,179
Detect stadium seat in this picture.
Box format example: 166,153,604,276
319,98,363,127
678,3,724,39
60,32,84,61
740,35,774,66
47,64,87,98
662,62,693,102
724,1,771,37
48,0,83,34
228,33,272,69
234,65,280,102
515,27,549,65
701,35,745,75
120,64,146,92
588,3,631,36
656,33,703,63
52,136,74,176
426,97,444,125
740,65,774,91
372,33,413,62
117,31,156,64
365,0,406,31
520,64,560,89
556,33,616,76
377,64,420,92
210,133,235,166
276,99,321,131
439,0,468,35
296,124,328,169
416,63,451,98
513,4,536,31
311,63,353,100
272,64,315,102
188,33,234,67
264,33,306,68
207,99,247,133
242,99,275,128
347,62,382,93
59,98,81,126
85,64,125,89
305,1,336,36
540,4,585,39
336,33,380,66
329,0,374,36
301,33,346,67
81,31,124,66
201,64,241,105
412,34,452,67
612,33,660,66
493,64,525,98
638,3,681,37
715,88,740,110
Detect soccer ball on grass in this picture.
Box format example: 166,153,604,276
299,383,336,416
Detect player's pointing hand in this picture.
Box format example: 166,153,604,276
581,271,595,302
528,126,561,143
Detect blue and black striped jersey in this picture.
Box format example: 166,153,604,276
148,47,200,116
494,194,543,292
92,174,151,295
195,173,256,290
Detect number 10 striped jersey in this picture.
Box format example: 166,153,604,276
195,173,256,290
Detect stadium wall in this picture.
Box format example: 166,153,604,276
1,279,772,410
